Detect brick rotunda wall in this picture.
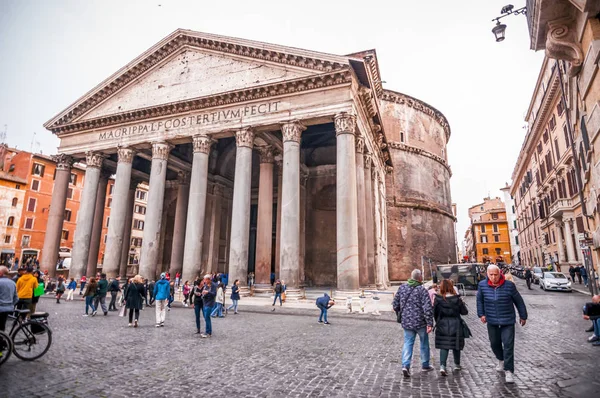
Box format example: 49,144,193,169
380,89,456,281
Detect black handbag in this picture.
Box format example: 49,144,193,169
461,319,472,338
395,287,416,324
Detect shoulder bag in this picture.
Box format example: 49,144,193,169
396,287,416,324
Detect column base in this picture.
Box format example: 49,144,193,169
238,286,253,297
252,284,274,297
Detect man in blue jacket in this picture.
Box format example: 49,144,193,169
154,273,171,327
316,293,335,325
477,264,527,384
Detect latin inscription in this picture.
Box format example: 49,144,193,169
98,101,281,141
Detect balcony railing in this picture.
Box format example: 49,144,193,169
549,198,573,218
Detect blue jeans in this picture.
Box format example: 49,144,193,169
593,318,600,337
85,296,96,314
317,304,328,322
273,293,282,306
211,303,223,317
203,305,214,335
227,299,239,313
194,304,202,331
402,327,430,369
167,295,174,308
487,324,515,372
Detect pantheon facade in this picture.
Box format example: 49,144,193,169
41,30,456,290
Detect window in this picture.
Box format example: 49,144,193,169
133,219,144,230
554,139,560,162
61,230,69,240
557,99,565,115
564,125,570,147
482,248,489,255
136,190,147,201
11,198,17,207
15,184,20,190
400,132,404,142
494,235,500,242
32,163,45,176
67,188,74,200
104,235,107,243
64,209,72,222
27,198,36,212
70,173,77,185
511,205,515,214
21,235,30,247
24,218,34,229
106,217,110,228
515,236,519,245
7,216,14,226
549,114,556,130
481,235,488,243
495,248,501,255
8,164,14,172
4,235,10,244
513,220,517,229
134,205,146,215
131,237,143,247
537,143,543,153
542,129,549,143
109,184,114,195
492,213,498,220
107,198,112,208
493,224,499,232
481,225,486,233
31,180,40,191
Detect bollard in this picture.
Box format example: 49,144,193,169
346,296,353,313
359,290,367,314
371,293,381,316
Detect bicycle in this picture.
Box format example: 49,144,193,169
7,309,52,361
0,329,13,365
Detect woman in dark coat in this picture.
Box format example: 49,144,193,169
434,279,468,376
124,275,145,328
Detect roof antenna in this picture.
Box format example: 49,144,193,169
30,132,36,152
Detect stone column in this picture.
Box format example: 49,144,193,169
556,221,566,264
364,153,375,285
299,172,307,285
355,136,368,286
207,185,223,274
335,113,360,291
275,161,283,279
40,154,73,277
139,142,171,280
228,128,255,286
118,181,137,279
279,121,306,288
182,135,213,282
103,147,136,278
70,152,104,281
564,219,576,263
86,172,109,277
169,171,190,277
255,146,274,285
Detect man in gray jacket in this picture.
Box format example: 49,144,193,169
0,266,19,331
392,269,434,378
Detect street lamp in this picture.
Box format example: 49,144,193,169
491,4,527,42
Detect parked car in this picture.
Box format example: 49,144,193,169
539,272,572,292
532,267,544,284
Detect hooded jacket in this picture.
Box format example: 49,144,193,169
154,279,170,300
316,293,333,308
16,273,38,299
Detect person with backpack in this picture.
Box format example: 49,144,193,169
272,280,284,311
433,279,469,376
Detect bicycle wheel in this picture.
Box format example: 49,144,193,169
0,330,13,366
11,321,52,361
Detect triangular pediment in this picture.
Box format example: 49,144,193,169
45,29,351,129
80,48,315,121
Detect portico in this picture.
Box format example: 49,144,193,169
41,29,399,289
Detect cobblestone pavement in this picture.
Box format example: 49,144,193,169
0,278,598,398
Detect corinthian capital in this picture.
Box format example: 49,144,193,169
281,121,306,143
52,154,74,171
85,151,105,169
192,134,213,154
235,128,255,148
151,142,173,160
364,153,372,169
257,146,274,163
334,112,356,136
355,136,365,154
117,146,136,164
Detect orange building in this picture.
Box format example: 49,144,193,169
467,197,512,264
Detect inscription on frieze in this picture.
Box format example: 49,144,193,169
98,100,282,141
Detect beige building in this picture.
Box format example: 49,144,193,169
39,30,456,290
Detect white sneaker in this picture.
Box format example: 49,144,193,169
128,323,132,327
496,360,504,372
505,371,515,384
588,334,599,342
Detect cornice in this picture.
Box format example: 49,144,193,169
49,70,352,135
45,30,349,130
388,141,452,176
381,89,451,142
391,200,456,221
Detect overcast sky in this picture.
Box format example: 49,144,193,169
0,0,543,250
